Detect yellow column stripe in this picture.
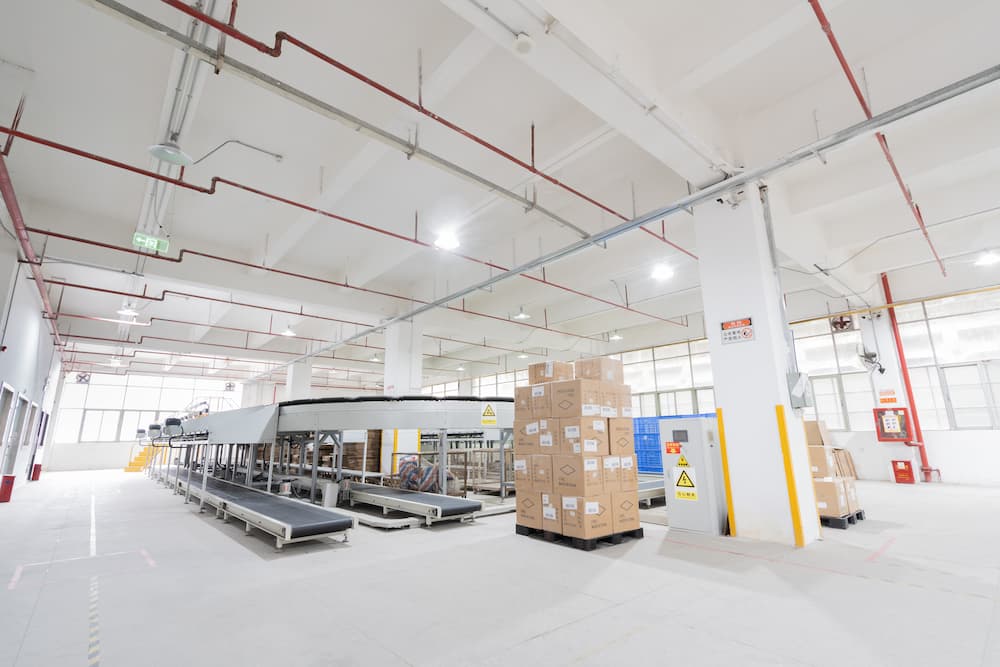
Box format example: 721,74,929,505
391,429,399,474
715,408,737,537
775,404,805,548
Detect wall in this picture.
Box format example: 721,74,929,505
829,430,1000,486
43,441,137,472
0,238,61,488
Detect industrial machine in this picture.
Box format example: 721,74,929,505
658,414,729,536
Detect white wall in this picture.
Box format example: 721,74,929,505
0,238,61,488
43,441,137,472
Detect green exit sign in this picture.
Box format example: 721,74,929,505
132,232,169,253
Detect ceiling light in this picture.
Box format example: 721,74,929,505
513,307,531,320
457,365,465,372
434,230,460,250
517,353,528,359
280,327,296,337
609,332,623,342
117,305,139,317
370,355,380,362
974,251,1000,267
513,32,534,54
148,140,194,167
108,357,122,367
651,263,674,281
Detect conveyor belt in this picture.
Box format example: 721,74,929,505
349,483,482,517
184,472,354,538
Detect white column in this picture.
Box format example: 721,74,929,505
693,186,820,546
285,359,312,402
383,320,423,395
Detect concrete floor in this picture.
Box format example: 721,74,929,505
1,472,999,666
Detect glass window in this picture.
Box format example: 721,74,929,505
908,366,948,430
631,395,643,418
659,391,693,416
653,342,688,359
91,373,126,386
60,383,88,409
97,411,120,441
988,361,1000,419
689,339,711,355
123,386,160,410
834,331,865,372
811,377,845,429
841,373,875,431
80,411,102,442
639,393,656,418
53,408,83,444
898,321,936,367
792,320,831,338
495,381,515,398
942,365,992,428
893,302,925,323
796,336,839,375
691,354,713,386
119,411,141,441
654,357,692,391
929,311,1000,364
128,375,162,388
624,361,656,393
84,385,125,410
622,349,653,364
924,291,1000,318
696,388,716,414
159,388,194,411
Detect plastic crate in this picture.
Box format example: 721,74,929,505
634,433,663,474
632,417,660,435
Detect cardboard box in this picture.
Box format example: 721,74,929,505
540,492,562,534
813,478,850,517
553,455,604,496
834,449,857,479
561,493,614,539
516,492,543,530
618,454,638,491
514,386,532,414
575,357,624,384
528,361,574,385
618,387,634,418
804,419,833,446
529,384,550,419
559,417,609,455
611,490,640,533
808,446,837,478
843,478,861,514
601,455,621,493
599,382,619,418
513,457,531,490
607,418,635,455
548,379,603,418
531,454,553,493
536,419,558,453
513,420,539,456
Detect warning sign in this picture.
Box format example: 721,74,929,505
721,317,754,345
677,454,689,467
481,403,497,426
878,389,898,405
665,442,681,455
673,466,697,501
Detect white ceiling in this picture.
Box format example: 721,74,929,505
2,0,999,391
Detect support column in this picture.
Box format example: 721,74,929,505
693,186,820,546
284,359,312,402
383,320,423,395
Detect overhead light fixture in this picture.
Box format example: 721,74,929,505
434,230,460,250
457,365,465,372
513,306,531,320
974,251,1000,267
148,139,194,167
651,263,675,281
280,327,296,337
117,304,139,317
513,32,535,54
517,353,528,359
609,332,623,342
370,355,380,362
108,357,122,367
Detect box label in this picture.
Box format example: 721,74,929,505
543,506,557,520
539,419,548,430
582,404,601,416
621,457,633,470
544,361,554,377
601,406,617,417
583,439,598,453
621,407,633,417
562,497,578,510
539,433,554,448
564,425,580,439
593,420,606,432
525,422,539,435
604,457,620,470
583,459,598,472
514,459,527,471
532,386,545,397
585,501,600,515
673,466,698,501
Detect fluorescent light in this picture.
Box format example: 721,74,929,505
517,353,528,359
609,332,623,341
370,355,380,362
651,263,674,281
117,305,139,317
457,365,465,372
280,327,296,337
92,315,149,327
975,251,1000,267
434,230,460,250
513,307,531,320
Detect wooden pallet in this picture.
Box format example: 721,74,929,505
515,524,644,551
820,509,866,530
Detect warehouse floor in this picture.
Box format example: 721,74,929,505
1,472,998,666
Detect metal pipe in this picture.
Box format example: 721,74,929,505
153,0,696,255
0,155,62,346
245,61,1000,379
808,0,946,276
880,272,932,481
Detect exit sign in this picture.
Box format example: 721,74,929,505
132,232,169,253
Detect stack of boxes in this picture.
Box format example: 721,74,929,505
514,359,640,541
805,420,862,519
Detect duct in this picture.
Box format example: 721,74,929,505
240,62,1000,379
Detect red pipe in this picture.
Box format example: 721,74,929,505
0,126,684,326
880,272,932,482
0,97,25,157
0,155,62,347
808,0,946,276
158,0,697,258
29,228,608,342
44,278,529,356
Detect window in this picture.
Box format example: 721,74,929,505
908,367,948,430
942,365,992,429
810,377,845,430
53,409,83,444
659,391,694,416
841,373,875,431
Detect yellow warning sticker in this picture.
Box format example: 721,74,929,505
481,403,497,426
673,466,698,501
677,454,689,467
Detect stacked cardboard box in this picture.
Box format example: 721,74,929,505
515,359,640,541
805,419,862,518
